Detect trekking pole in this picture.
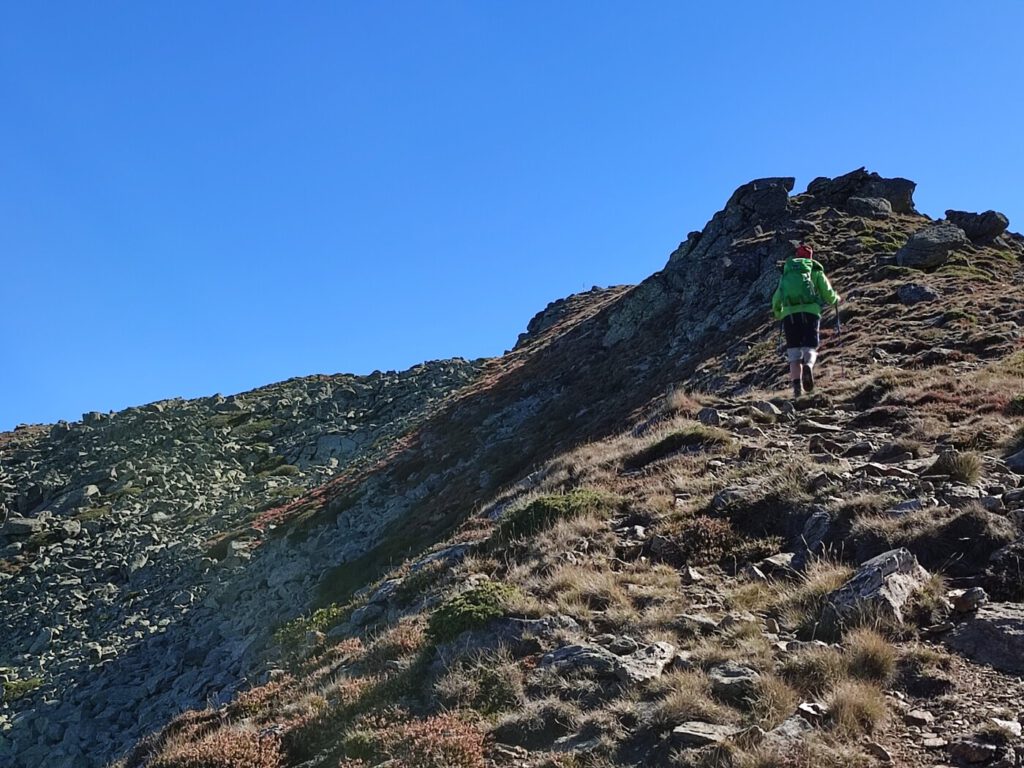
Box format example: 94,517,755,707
834,300,845,379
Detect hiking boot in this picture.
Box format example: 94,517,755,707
802,366,815,393
792,379,802,399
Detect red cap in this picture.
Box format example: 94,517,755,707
795,244,813,259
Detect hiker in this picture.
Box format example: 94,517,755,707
771,243,840,398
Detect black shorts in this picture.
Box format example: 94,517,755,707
782,312,821,349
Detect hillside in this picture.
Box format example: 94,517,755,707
3,169,1024,768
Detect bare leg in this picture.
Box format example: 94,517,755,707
789,360,803,397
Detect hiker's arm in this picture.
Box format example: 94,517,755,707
814,271,840,306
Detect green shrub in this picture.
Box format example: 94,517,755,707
274,602,353,649
1006,394,1024,416
624,425,734,470
428,581,520,643
3,678,42,702
493,490,617,543
270,464,301,477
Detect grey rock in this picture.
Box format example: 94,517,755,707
896,222,968,269
945,209,1010,244
944,602,1024,675
1005,448,1024,474
807,168,917,213
540,644,619,676
614,641,676,684
897,283,940,305
671,721,742,748
792,509,832,570
846,196,893,218
763,715,813,748
708,661,761,704
824,548,930,628
697,407,722,426
1,516,45,538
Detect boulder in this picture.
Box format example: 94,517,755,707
945,209,1010,244
896,222,969,269
985,538,1024,601
671,722,742,748
0,516,45,538
824,548,930,628
540,644,619,676
614,642,677,684
897,283,940,305
724,177,795,222
792,509,832,570
708,661,761,704
763,715,813,749
944,602,1024,675
846,197,893,218
806,168,917,213
1005,448,1024,474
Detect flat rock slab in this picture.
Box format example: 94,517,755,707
671,721,742,748
944,603,1024,675
796,420,843,435
615,641,677,684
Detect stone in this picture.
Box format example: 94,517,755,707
792,509,832,570
985,539,1024,601
796,420,842,434
945,209,1010,244
614,642,677,684
676,613,720,636
806,168,917,213
864,741,894,763
896,222,968,269
763,715,813,748
950,740,999,763
990,718,1022,738
708,661,761,704
824,548,931,628
1,516,45,538
897,283,940,305
846,196,893,217
1005,448,1024,474
949,586,988,614
540,644,619,676
944,602,1024,675
671,721,742,748
905,709,935,726
697,407,722,426
349,602,385,627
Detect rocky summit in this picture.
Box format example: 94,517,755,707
3,168,1024,768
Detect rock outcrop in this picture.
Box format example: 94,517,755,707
896,222,969,268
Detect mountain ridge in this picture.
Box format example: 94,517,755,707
3,168,1024,768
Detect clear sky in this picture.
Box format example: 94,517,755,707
3,2,1022,430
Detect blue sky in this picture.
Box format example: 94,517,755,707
2,2,1022,430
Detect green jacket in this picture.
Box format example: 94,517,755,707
772,257,839,320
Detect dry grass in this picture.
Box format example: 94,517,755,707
748,674,800,729
827,680,887,736
843,628,896,685
663,388,705,418
149,725,283,768
435,648,525,715
928,450,983,484
364,617,427,671
780,645,846,697
774,558,855,639
646,670,737,730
